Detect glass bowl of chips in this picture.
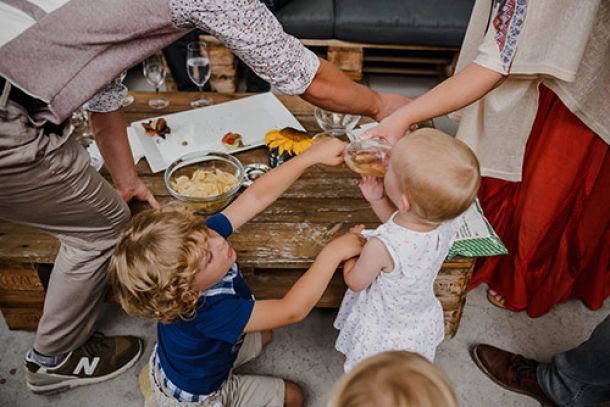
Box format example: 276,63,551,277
164,151,244,215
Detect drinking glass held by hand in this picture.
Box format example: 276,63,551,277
143,53,169,110
186,40,213,108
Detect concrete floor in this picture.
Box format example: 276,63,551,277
1,73,608,406
1,286,609,407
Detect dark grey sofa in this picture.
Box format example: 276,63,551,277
272,0,475,47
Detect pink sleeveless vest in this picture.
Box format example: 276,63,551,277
0,0,188,124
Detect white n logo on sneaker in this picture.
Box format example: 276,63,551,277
73,357,100,375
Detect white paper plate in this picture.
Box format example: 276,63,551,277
131,93,305,173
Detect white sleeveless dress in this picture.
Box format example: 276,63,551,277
334,212,459,372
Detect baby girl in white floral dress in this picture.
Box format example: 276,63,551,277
334,128,481,371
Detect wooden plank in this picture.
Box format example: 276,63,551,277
0,290,45,308
243,268,469,338
161,54,178,92
364,55,450,64
206,41,236,67
363,66,441,76
300,39,458,52
1,308,41,331
327,47,363,73
0,263,43,291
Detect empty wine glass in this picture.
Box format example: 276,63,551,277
186,41,213,107
118,70,134,107
143,53,169,109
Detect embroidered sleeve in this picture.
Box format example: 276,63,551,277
83,80,126,113
474,0,527,74
169,0,320,95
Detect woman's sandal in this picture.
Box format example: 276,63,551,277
486,289,507,309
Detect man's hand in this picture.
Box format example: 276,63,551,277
300,137,346,166
356,176,384,202
116,177,160,209
373,93,411,122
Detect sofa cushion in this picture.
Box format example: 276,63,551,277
276,0,334,39
335,0,475,47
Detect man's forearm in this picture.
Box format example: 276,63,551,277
302,58,381,118
89,109,138,189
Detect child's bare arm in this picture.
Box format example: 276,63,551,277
363,63,505,144
343,237,393,292
223,138,345,230
243,226,365,332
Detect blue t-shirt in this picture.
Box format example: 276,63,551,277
156,213,255,395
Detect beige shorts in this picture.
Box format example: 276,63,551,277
150,333,285,407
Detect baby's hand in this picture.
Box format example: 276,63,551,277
356,176,384,202
301,137,346,166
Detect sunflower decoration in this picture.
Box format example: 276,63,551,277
264,127,313,167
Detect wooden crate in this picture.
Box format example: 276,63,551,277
0,257,473,338
191,37,458,93
199,35,238,93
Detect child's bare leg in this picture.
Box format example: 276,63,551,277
284,380,304,407
261,330,273,348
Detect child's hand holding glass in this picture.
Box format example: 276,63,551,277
300,137,346,166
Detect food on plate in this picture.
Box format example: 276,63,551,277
264,127,312,155
221,132,245,149
141,118,171,139
171,168,238,198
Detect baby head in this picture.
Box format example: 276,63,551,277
384,128,480,223
329,351,458,407
109,203,235,323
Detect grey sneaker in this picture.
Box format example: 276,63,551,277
25,333,142,394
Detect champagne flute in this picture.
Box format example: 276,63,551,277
186,41,213,107
143,53,169,109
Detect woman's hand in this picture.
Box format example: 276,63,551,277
356,176,384,203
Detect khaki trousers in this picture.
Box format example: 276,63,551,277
0,85,130,356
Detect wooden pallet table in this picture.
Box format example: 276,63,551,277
0,92,474,337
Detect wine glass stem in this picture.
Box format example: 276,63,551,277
155,87,159,96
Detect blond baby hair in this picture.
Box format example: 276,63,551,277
391,128,480,223
329,351,458,407
109,203,209,323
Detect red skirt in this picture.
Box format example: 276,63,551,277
470,85,610,317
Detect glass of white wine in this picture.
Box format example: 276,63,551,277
143,53,169,109
186,41,213,108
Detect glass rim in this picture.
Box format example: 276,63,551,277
187,41,208,50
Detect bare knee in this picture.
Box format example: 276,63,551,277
260,330,273,348
283,380,304,407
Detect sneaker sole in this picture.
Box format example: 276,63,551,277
470,346,555,407
26,339,143,395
